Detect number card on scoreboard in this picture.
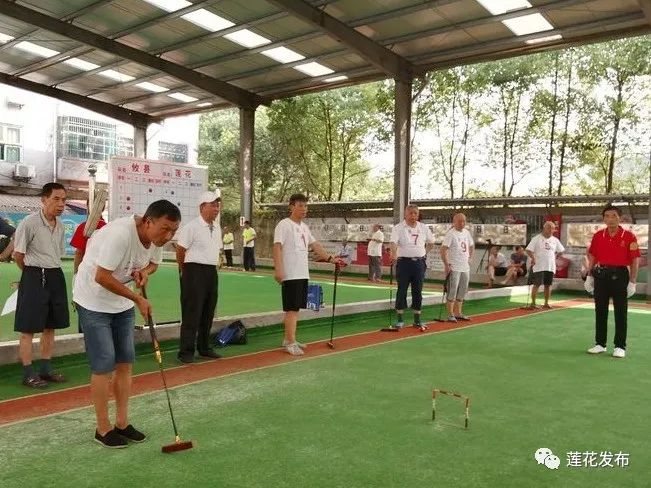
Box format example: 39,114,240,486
109,157,208,223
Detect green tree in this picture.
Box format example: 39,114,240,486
197,109,240,211
575,37,651,193
420,65,490,199
481,56,544,196
529,49,579,196
267,86,384,201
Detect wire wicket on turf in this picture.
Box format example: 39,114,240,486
432,389,471,429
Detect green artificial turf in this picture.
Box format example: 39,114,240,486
1,304,650,487
0,261,433,341
0,295,527,401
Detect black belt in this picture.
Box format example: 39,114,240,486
398,257,425,262
596,265,627,271
24,266,61,287
184,262,217,268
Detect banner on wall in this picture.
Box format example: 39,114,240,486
0,212,86,256
566,223,648,249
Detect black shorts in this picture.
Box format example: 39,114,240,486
494,267,507,276
14,266,70,333
282,279,309,312
532,271,554,286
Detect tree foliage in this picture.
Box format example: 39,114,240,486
198,36,651,204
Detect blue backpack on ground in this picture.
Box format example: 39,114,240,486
214,320,247,348
307,283,324,312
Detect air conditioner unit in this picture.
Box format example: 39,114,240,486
6,95,27,108
13,164,36,179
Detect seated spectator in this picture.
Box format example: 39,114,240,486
502,245,528,285
338,239,353,266
487,245,508,288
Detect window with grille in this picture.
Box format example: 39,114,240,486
158,141,188,163
0,124,22,162
117,137,134,157
57,116,117,161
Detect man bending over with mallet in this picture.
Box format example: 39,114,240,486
73,200,180,448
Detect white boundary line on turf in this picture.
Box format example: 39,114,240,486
0,303,533,406
0,284,530,365
0,304,565,429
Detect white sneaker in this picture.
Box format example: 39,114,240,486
587,345,607,354
284,343,304,356
612,347,626,359
282,339,306,350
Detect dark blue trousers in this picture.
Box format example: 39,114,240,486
395,257,426,311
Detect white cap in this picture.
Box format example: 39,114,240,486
198,189,221,205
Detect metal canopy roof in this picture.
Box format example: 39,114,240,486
259,194,651,212
0,0,649,125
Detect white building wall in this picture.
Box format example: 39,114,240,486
0,84,200,190
0,85,57,189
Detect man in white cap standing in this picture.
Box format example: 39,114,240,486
175,190,222,363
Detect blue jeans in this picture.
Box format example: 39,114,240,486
78,305,135,374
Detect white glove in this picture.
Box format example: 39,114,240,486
627,282,636,298
584,276,594,295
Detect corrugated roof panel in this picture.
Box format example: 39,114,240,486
585,0,641,12
0,51,42,70
232,54,368,92
129,18,212,51
65,79,117,96
75,1,160,37
115,28,183,52
462,19,515,40
19,0,82,18
393,29,476,58
319,52,368,71
89,91,124,104
546,0,639,28
129,94,217,113
167,38,243,66
68,50,121,66
1,39,78,65
324,0,424,22
218,0,280,20
360,8,447,41
434,0,489,24
0,0,647,117
21,71,56,85
0,18,28,39
196,56,272,78
246,15,315,41
33,62,94,81
287,34,343,57
234,67,308,91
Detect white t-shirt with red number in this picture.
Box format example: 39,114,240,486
390,221,435,258
274,218,316,281
526,234,565,273
442,228,474,272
